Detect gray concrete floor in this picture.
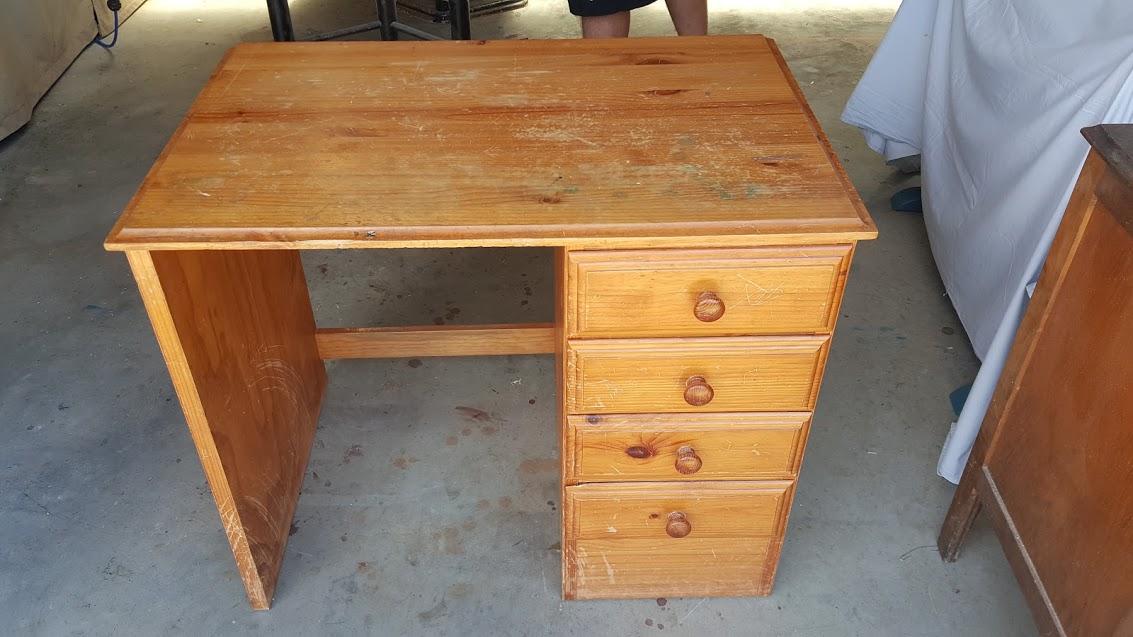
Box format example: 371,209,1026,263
0,0,1037,634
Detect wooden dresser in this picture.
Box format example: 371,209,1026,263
104,36,875,608
939,124,1133,635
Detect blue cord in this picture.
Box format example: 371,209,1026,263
94,10,120,49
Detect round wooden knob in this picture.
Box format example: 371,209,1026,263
674,446,702,475
683,375,714,406
665,512,692,538
694,291,725,322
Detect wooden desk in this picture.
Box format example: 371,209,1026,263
105,35,876,609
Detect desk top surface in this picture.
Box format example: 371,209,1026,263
105,36,875,251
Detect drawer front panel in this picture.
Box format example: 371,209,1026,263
567,537,778,599
566,412,810,482
566,336,828,414
565,481,792,540
563,481,793,599
568,245,850,338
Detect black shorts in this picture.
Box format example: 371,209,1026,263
568,0,657,17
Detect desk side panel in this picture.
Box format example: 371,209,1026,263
127,250,326,610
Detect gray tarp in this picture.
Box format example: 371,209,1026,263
1,0,146,141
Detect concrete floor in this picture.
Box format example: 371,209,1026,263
0,0,1037,634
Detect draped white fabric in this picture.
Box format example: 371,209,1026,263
842,0,1133,482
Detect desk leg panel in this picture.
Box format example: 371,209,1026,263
554,248,570,598
127,250,326,610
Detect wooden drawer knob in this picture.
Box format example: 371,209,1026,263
665,512,692,538
674,446,702,475
683,375,714,406
693,291,725,322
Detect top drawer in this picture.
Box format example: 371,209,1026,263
566,245,851,338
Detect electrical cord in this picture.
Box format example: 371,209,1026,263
93,0,122,49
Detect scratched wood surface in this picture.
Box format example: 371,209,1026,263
563,481,792,598
128,250,326,609
104,36,875,250
567,537,777,599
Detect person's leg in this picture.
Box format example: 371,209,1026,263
581,11,631,38
664,0,706,35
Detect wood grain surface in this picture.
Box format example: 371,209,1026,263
128,250,325,609
563,481,792,598
104,36,875,250
315,323,554,358
565,480,792,540
567,537,777,599
567,245,850,337
940,150,1133,636
567,335,829,414
555,248,573,600
565,412,810,482
108,34,875,607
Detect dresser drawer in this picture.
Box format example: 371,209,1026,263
565,481,792,539
566,246,850,338
566,336,828,414
563,481,792,598
566,537,779,599
565,412,809,482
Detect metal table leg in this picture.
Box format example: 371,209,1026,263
266,0,473,42
450,0,472,40
266,0,296,41
377,0,398,40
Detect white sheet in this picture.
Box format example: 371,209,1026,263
841,0,1133,483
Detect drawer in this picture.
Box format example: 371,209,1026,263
566,246,850,338
565,481,792,540
566,336,828,414
565,412,810,482
567,537,779,598
563,481,793,598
